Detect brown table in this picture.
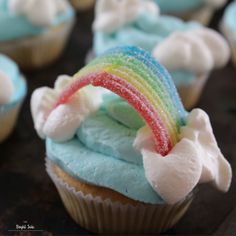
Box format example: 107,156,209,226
0,3,236,235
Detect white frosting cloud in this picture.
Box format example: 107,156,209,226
93,0,159,33
153,28,230,75
31,75,102,141
134,108,232,204
0,70,14,105
9,0,68,27
180,109,232,191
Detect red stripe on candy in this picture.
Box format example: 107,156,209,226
53,72,172,155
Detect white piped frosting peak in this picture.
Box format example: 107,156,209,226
31,75,102,141
0,70,14,105
134,108,232,204
153,28,230,75
9,0,68,27
93,0,159,33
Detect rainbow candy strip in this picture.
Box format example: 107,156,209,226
53,46,187,155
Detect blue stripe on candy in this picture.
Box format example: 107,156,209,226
101,46,187,125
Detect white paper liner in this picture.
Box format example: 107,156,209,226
0,20,74,70
177,74,208,110
0,102,22,142
172,6,214,26
70,0,95,11
0,76,25,142
46,159,194,234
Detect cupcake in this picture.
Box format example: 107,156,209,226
221,0,236,66
152,29,230,109
93,0,230,109
31,46,232,234
0,54,27,142
70,0,95,11
0,0,75,69
155,0,227,25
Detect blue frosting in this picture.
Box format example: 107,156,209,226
100,93,144,129
0,54,27,112
155,0,204,13
105,100,145,130
77,111,143,166
0,0,75,41
170,70,196,86
223,0,236,40
93,15,201,55
46,95,165,204
47,137,163,204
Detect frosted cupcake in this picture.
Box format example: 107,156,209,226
0,0,75,69
93,0,230,109
0,54,27,142
155,0,227,25
31,46,232,234
152,29,230,109
70,0,95,11
221,0,236,66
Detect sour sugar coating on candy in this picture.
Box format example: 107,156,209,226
52,46,187,155
32,46,232,204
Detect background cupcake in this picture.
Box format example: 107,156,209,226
92,0,230,109
93,0,201,55
152,28,230,109
0,0,75,69
221,0,236,66
70,0,95,11
155,0,227,25
0,54,27,142
31,46,232,234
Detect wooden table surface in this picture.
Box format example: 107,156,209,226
0,3,236,236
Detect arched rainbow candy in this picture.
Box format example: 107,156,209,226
53,46,187,155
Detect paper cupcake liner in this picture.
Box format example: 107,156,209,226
173,6,214,26
231,48,236,66
46,159,194,234
177,74,208,110
70,0,95,11
220,23,236,66
0,20,74,70
0,101,22,143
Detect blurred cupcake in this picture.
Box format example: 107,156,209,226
0,0,75,69
221,0,236,66
93,0,230,109
31,46,232,234
155,0,227,25
70,0,95,11
0,54,27,142
153,29,230,109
